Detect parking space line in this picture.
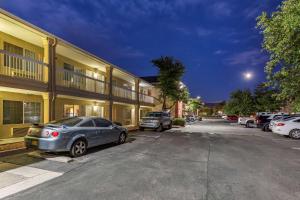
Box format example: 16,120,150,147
134,135,160,139
0,167,62,199
291,147,300,150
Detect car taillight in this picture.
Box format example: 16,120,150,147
51,131,60,137
276,123,285,126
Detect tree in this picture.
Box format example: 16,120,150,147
186,98,203,114
254,83,282,112
224,89,255,116
257,0,300,112
152,56,187,110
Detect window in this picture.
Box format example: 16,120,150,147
64,105,80,117
93,118,112,127
80,120,95,127
85,105,104,117
3,101,23,124
163,113,170,117
24,102,41,124
3,100,41,124
146,112,162,117
4,42,23,69
63,63,74,71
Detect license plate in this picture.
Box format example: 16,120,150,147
31,140,38,146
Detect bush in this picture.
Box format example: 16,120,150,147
172,118,186,126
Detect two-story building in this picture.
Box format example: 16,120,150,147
0,9,156,142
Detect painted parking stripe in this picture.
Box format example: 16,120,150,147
0,167,62,199
134,135,160,139
292,147,300,150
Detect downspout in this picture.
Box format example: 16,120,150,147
50,38,57,120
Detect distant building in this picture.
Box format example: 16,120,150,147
201,101,226,116
140,76,186,118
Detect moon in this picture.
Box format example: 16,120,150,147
243,72,253,80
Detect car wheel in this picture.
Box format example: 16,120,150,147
168,122,172,129
70,139,87,157
289,129,300,139
118,132,127,144
156,124,163,132
245,122,252,128
245,122,250,128
262,124,270,132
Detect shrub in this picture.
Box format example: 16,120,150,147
172,118,186,126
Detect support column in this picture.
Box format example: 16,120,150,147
0,36,4,68
42,93,50,123
134,78,140,126
106,66,113,121
43,37,57,121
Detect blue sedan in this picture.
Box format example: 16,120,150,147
24,117,128,157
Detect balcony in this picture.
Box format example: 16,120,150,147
56,68,107,95
112,85,136,101
0,50,47,82
139,93,155,104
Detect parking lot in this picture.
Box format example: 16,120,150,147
1,119,300,200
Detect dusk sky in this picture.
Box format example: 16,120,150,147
0,0,282,102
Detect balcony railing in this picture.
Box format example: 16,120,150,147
139,93,154,104
0,50,47,82
112,85,136,100
56,68,107,94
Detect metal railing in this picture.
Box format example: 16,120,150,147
112,85,136,100
0,50,47,82
139,93,154,104
56,68,107,94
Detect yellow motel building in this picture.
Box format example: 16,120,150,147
0,9,156,142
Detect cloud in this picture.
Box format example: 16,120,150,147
211,2,232,17
214,50,226,55
196,27,212,37
226,49,268,67
173,26,192,35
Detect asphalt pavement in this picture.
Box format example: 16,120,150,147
1,119,300,200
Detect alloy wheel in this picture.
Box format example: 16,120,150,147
74,141,86,155
291,130,300,139
119,133,126,144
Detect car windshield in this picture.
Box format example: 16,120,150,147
272,116,283,120
48,117,82,127
146,112,162,117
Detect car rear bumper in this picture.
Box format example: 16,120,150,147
24,136,68,152
272,128,288,136
139,123,159,129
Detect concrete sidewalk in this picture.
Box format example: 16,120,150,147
0,166,62,199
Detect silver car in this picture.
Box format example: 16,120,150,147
24,117,128,157
139,112,172,132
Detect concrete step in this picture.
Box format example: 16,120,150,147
0,141,25,153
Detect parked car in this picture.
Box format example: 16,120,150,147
227,115,238,122
24,117,128,157
139,112,172,132
238,116,254,126
269,115,291,131
272,117,300,139
260,113,289,131
185,115,198,123
221,115,228,120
